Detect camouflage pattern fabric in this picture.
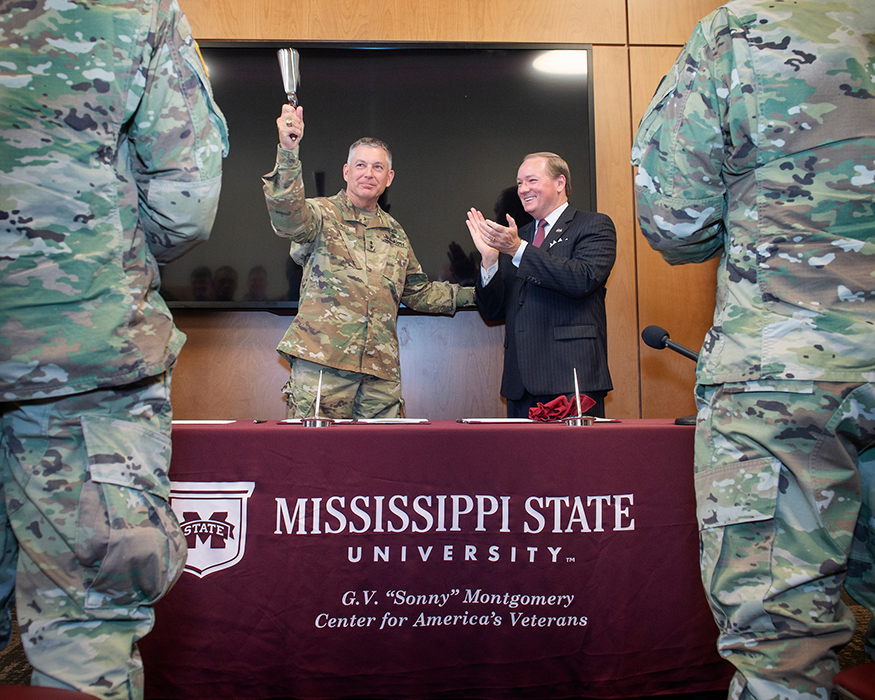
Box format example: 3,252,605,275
0,478,15,649
0,1,226,697
632,0,875,385
263,146,475,384
632,1,875,697
0,0,229,402
284,357,404,419
695,381,875,699
0,372,187,699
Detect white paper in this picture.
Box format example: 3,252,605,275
172,420,236,425
458,418,534,423
353,418,431,424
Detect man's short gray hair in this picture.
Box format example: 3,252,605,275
348,137,392,169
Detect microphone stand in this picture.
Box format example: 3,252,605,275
641,325,700,426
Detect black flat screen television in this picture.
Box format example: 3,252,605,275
159,42,595,310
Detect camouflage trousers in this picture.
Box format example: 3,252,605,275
283,357,404,419
0,372,187,700
695,380,875,700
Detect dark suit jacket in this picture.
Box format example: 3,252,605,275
475,205,617,400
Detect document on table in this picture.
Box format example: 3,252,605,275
458,418,533,423
172,420,237,425
457,417,619,423
353,418,431,424
277,418,430,425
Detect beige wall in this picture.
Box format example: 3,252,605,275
172,0,726,421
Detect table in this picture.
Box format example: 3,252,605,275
140,419,733,699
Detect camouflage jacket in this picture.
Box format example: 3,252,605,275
263,147,475,381
0,0,228,402
632,0,875,384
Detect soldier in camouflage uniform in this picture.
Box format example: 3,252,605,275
0,1,228,698
262,105,475,419
632,1,875,697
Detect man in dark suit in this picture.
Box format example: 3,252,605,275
466,152,617,418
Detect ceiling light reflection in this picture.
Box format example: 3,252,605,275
532,50,588,76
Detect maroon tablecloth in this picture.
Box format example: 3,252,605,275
141,419,733,699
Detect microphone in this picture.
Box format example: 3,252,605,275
641,325,699,362
641,325,700,426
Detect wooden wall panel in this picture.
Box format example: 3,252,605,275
592,46,637,419
170,311,290,420
171,310,506,421
628,0,726,45
398,314,506,419
630,46,718,420
631,46,681,117
180,0,627,44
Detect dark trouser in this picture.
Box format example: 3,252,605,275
506,389,607,419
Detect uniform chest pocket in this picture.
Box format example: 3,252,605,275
324,223,363,270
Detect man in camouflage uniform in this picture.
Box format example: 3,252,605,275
263,105,475,419
632,1,875,698
0,1,228,698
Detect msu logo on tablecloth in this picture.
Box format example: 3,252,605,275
169,481,256,578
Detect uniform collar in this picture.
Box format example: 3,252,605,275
337,189,392,229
